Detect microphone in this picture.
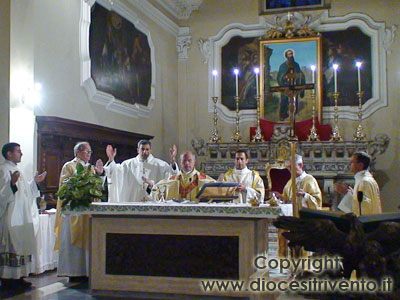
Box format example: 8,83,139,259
357,191,364,216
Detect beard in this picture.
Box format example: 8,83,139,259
287,56,295,64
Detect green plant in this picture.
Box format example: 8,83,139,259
56,163,105,209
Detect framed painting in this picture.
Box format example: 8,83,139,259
221,36,259,111
321,27,372,107
262,0,325,14
260,36,322,122
89,3,152,106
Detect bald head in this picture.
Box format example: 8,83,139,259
180,151,196,173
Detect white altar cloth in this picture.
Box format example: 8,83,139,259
31,213,58,274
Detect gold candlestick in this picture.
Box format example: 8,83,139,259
209,96,221,143
354,91,366,141
330,92,343,142
307,89,319,141
251,95,263,142
231,96,242,142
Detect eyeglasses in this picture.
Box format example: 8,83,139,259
81,150,93,154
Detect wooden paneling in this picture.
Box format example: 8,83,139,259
37,116,153,205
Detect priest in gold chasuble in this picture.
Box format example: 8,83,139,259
220,150,265,204
153,152,214,202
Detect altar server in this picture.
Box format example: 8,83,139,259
219,150,265,204
104,140,178,202
0,142,46,289
337,152,381,216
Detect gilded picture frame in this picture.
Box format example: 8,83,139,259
260,36,322,122
261,0,325,14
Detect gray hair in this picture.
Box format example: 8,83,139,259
295,154,303,165
180,151,196,161
74,141,90,156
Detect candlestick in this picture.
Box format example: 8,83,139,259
330,92,343,142
356,61,362,92
209,96,221,143
307,89,319,141
333,64,339,93
354,91,366,141
254,67,260,95
234,69,239,97
251,94,263,142
231,95,242,142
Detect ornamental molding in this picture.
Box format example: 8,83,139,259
177,27,191,60
80,0,156,118
197,38,211,64
157,0,203,20
209,11,392,123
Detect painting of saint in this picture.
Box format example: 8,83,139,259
89,3,152,106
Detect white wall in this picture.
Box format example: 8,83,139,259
8,0,179,168
0,0,10,147
179,0,400,212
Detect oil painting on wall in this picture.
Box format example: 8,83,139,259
89,3,152,106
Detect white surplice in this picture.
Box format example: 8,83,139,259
222,167,265,203
0,160,40,279
105,154,178,202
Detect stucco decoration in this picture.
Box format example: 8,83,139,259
198,39,211,64
209,11,393,122
80,0,156,118
158,0,203,20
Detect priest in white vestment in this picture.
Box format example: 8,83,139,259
0,142,46,289
104,140,179,202
55,142,103,279
219,150,265,204
153,151,215,201
336,152,381,216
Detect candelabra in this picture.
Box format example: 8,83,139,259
307,90,319,141
209,96,221,143
330,92,343,142
354,91,366,141
231,96,242,142
251,95,263,142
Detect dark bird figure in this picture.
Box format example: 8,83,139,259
273,213,400,299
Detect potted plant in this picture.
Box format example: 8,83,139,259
57,164,105,209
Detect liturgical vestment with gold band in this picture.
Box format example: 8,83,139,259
222,167,265,203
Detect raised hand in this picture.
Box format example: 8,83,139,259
106,145,117,161
10,170,20,185
141,176,154,189
34,171,47,183
169,144,177,163
95,159,104,174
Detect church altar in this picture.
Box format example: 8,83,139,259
193,133,389,195
64,202,291,299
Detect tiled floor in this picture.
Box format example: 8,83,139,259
0,270,310,300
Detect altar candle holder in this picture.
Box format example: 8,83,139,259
307,89,320,141
354,91,366,141
330,92,343,142
251,95,264,142
231,96,242,142
209,96,221,143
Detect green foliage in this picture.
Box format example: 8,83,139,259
56,164,105,210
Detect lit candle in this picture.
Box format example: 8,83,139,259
356,61,362,92
254,67,260,95
310,65,316,89
212,70,218,97
333,64,339,93
234,69,239,97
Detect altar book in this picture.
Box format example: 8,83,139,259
196,182,239,203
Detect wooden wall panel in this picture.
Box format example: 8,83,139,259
37,116,153,206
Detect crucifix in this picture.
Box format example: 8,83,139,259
269,68,314,218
